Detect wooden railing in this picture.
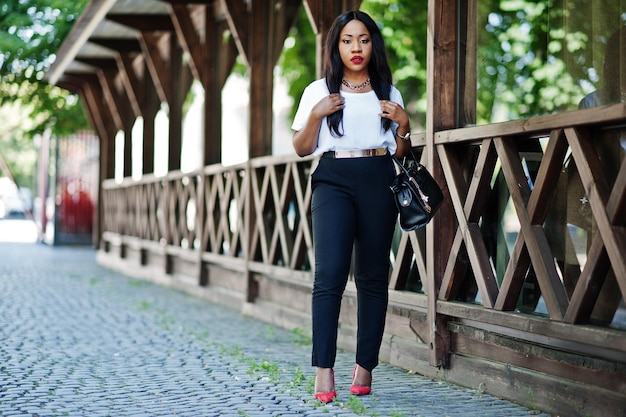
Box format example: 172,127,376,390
100,104,626,415
436,104,626,327
102,104,625,329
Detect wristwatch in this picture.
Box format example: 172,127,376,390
395,130,411,141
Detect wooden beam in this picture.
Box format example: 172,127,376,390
116,54,144,118
98,69,135,178
75,57,118,70
206,16,237,165
89,37,142,53
248,0,276,158
167,34,188,172
221,0,250,65
169,3,205,82
117,54,161,116
248,0,302,158
106,14,175,32
58,75,109,144
99,69,134,131
97,70,123,131
139,32,172,104
169,3,238,165
65,73,116,180
115,53,160,175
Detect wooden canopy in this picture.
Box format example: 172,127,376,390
46,0,361,179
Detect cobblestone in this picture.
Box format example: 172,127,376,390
0,243,552,416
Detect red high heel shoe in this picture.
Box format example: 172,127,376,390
314,368,336,403
350,365,372,396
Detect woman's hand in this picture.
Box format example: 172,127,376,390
379,100,409,127
380,100,411,157
293,94,345,157
314,93,345,118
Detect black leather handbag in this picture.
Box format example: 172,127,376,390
390,149,444,231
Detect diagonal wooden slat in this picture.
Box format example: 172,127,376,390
218,172,234,253
389,232,412,290
231,170,250,259
438,142,499,307
169,4,205,83
139,32,172,105
290,160,315,271
279,166,296,265
250,166,271,263
563,128,626,318
231,170,250,258
409,231,428,291
202,174,216,252
494,137,569,320
496,129,569,311
440,139,498,301
268,164,292,266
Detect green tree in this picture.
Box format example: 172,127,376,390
360,0,428,130
0,0,89,188
475,0,615,123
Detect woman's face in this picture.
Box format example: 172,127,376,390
338,19,372,74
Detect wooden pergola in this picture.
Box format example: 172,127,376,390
47,1,626,416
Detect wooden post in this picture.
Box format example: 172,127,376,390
426,0,457,368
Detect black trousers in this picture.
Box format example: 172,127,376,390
310,153,397,372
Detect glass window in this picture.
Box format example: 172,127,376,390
474,0,626,124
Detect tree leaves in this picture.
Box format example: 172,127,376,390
0,0,89,187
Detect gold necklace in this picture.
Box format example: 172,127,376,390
342,78,371,91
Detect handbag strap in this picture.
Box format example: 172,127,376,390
391,148,422,175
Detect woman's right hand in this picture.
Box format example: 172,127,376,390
293,94,344,157
313,93,345,118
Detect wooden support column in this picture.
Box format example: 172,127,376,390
117,54,160,175
140,31,193,173
142,93,159,175
99,69,135,178
70,74,117,181
220,0,303,302
248,0,276,158
303,0,362,77
169,3,238,166
169,2,240,287
223,0,302,158
168,35,185,172
426,0,457,368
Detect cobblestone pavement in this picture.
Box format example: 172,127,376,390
0,243,552,417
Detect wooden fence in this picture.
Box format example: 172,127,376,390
99,104,626,417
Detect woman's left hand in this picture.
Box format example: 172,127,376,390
380,100,411,157
379,100,409,127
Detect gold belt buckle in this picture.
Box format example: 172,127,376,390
333,148,386,158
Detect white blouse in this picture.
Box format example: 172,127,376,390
292,78,404,156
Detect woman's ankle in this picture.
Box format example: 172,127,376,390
352,364,372,387
314,367,335,393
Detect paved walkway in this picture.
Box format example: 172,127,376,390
0,242,551,417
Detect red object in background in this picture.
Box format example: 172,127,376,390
47,131,99,245
58,179,94,236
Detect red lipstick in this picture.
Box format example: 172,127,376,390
351,55,364,64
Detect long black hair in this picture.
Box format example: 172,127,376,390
324,10,393,137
